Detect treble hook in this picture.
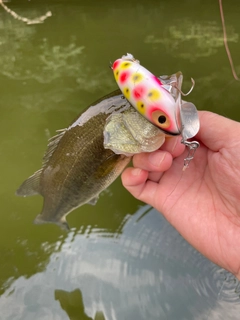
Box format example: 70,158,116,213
181,140,200,171
109,61,113,69
174,78,195,96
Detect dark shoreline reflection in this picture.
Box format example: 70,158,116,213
55,289,106,320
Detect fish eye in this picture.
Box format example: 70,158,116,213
151,110,170,129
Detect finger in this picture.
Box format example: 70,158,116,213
148,171,164,182
121,167,158,206
121,167,149,199
160,135,185,158
133,150,173,172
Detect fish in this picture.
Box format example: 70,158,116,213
112,53,183,135
16,90,168,230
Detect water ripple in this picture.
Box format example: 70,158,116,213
1,205,240,320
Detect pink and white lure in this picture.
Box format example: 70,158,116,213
112,53,182,135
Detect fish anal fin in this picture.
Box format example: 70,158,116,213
16,169,42,197
34,214,70,231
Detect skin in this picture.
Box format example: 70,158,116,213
121,111,240,280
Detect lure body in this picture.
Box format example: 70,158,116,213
112,53,181,135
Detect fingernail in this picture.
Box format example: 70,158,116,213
131,168,142,176
148,152,166,167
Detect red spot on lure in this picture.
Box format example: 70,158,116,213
112,60,120,70
152,76,163,86
133,85,146,99
119,71,130,84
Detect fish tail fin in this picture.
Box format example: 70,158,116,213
34,214,70,231
15,169,42,197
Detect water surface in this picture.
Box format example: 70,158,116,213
1,0,240,319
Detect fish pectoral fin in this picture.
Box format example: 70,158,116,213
87,196,99,206
16,169,42,197
34,214,70,231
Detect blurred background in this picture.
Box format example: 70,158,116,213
0,0,240,319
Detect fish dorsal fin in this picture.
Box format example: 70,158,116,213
42,128,66,168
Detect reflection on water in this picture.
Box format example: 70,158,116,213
2,39,85,83
1,206,240,320
55,289,105,320
145,19,238,61
0,10,112,113
1,0,240,319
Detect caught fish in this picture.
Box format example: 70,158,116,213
16,90,168,230
16,53,199,229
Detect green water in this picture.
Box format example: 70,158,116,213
1,0,240,319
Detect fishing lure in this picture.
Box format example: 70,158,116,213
112,53,182,135
112,53,199,169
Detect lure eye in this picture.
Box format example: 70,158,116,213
158,115,166,124
152,110,171,129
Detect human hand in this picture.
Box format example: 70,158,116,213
121,111,240,279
